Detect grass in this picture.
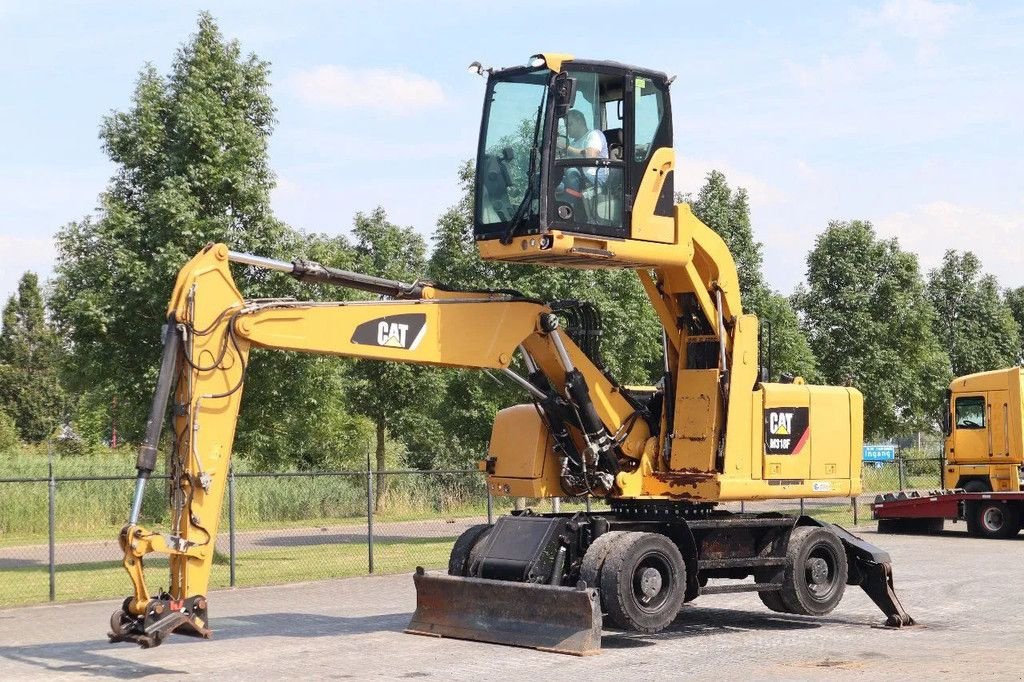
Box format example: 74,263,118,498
0,537,456,608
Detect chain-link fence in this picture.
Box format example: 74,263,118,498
0,454,944,608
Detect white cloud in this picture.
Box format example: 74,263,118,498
875,201,1024,286
788,43,891,90
861,0,968,59
675,158,786,206
290,65,445,115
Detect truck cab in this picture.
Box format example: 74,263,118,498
943,367,1024,492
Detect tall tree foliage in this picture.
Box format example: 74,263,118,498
345,208,446,506
0,273,66,442
926,250,1020,376
49,14,364,467
794,220,950,437
687,171,817,381
1002,286,1024,365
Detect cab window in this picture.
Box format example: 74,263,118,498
550,70,626,237
955,396,985,429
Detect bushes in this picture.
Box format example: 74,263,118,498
0,411,19,453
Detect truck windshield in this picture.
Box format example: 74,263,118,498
476,69,549,232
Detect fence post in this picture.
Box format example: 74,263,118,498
898,455,906,490
228,464,236,587
799,497,804,517
366,449,374,574
47,440,56,602
852,496,859,526
740,500,745,514
486,484,493,525
552,497,561,513
585,496,592,514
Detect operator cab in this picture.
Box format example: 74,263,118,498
473,54,675,255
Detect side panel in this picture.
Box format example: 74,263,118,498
670,369,721,472
487,404,563,498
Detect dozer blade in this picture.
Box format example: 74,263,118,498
406,567,602,656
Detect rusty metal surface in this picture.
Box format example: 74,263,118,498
406,568,602,656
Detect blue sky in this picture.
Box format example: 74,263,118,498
1,0,1022,305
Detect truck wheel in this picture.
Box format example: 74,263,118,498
448,524,491,576
966,501,1021,539
779,526,848,617
599,532,687,633
963,480,991,493
579,530,628,589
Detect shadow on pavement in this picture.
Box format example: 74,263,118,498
213,611,412,640
0,642,186,679
601,606,832,649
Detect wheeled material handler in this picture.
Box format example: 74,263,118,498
109,53,913,654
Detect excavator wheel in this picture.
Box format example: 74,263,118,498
578,530,628,589
779,526,847,617
447,524,492,576
598,532,686,633
757,589,790,613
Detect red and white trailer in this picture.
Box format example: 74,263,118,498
872,489,1024,539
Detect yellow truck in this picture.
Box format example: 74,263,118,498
943,367,1023,493
874,367,1024,539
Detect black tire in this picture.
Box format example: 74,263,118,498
579,531,628,589
599,532,687,633
966,500,1021,539
447,524,491,576
877,518,945,534
963,479,991,493
758,589,790,613
779,526,848,617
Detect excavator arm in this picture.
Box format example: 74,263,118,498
109,242,648,647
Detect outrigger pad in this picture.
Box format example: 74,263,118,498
822,523,916,628
406,568,603,655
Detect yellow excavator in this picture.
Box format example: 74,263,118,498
109,53,913,653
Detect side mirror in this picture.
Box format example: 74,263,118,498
553,73,577,118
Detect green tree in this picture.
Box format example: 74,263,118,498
0,272,66,442
926,250,1020,376
686,171,816,380
345,208,446,508
1003,286,1024,364
49,14,364,467
794,220,950,437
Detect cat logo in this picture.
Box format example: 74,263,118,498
764,407,809,455
351,313,427,351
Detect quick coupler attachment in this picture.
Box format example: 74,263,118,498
406,567,603,656
109,594,211,648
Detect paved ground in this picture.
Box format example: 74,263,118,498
1,524,1022,680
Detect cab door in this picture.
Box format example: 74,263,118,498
952,394,988,463
989,390,1011,460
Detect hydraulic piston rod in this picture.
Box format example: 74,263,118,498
228,250,424,299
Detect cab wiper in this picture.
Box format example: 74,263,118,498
500,91,546,245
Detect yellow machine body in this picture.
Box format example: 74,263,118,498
943,367,1024,492
111,52,874,649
